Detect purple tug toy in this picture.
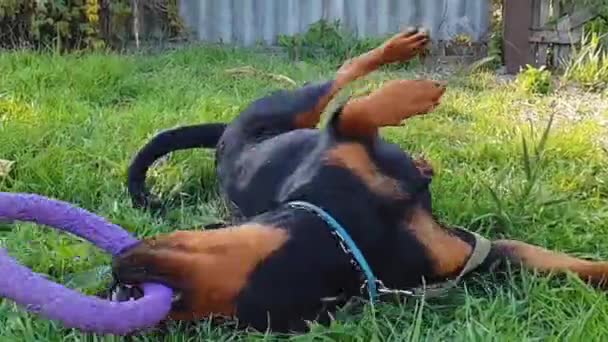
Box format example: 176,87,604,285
0,192,174,335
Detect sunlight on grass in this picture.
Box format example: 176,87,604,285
0,46,607,340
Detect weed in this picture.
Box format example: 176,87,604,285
481,111,560,232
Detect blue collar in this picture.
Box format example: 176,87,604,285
286,200,379,301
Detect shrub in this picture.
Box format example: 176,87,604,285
487,0,504,68
0,0,183,51
563,31,608,91
277,19,421,69
516,64,553,95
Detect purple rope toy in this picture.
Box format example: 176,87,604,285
0,192,174,335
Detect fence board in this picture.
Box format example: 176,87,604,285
504,0,597,72
504,0,534,73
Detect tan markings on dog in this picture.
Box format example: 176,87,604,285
324,142,407,199
294,29,429,129
493,240,608,286
115,224,288,320
406,206,472,277
339,79,446,137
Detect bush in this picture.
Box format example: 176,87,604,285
516,64,553,95
277,19,420,69
0,0,183,51
278,20,381,63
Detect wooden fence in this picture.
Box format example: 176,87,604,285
504,0,599,74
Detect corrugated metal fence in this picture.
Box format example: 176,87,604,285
178,0,490,46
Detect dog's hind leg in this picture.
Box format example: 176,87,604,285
293,28,430,129
334,79,446,138
234,28,430,141
484,239,608,287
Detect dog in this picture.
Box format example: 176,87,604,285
114,28,608,333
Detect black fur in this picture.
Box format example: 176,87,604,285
117,82,477,332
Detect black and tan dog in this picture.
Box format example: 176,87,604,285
115,29,608,333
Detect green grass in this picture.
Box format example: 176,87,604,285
0,45,608,341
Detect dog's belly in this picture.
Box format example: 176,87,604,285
217,129,320,218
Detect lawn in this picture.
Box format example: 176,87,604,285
0,45,607,341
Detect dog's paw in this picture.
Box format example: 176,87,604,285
379,27,430,64
366,79,446,125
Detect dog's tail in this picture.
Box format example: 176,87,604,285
127,123,227,209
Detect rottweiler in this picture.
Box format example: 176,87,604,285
115,28,608,333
